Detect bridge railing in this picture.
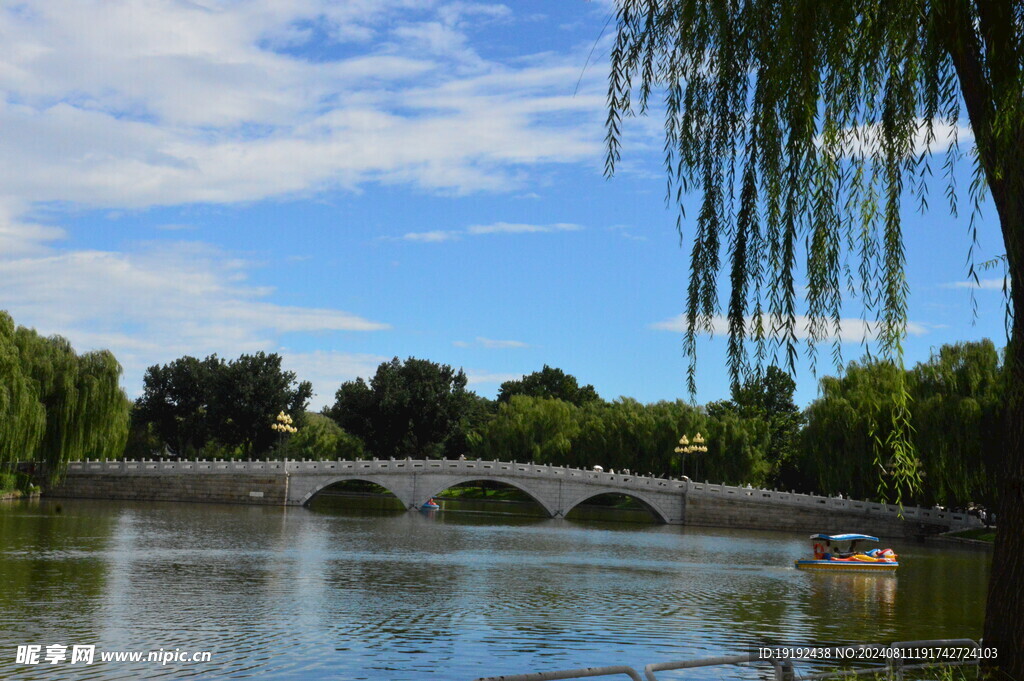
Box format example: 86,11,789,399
685,482,976,527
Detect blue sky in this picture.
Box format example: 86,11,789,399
0,0,1008,410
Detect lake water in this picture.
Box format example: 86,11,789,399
0,498,990,680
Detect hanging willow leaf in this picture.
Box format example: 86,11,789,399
601,0,1017,508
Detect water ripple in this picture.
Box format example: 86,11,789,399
0,501,989,680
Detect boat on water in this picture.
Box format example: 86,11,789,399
795,533,898,572
420,498,440,511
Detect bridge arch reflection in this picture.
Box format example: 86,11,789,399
563,491,669,523
423,478,557,517
306,478,406,511
300,476,409,507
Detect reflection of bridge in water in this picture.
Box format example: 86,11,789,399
54,458,980,537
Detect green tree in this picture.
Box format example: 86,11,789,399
213,352,312,457
135,355,223,457
0,313,46,471
448,391,497,460
703,403,772,486
567,399,706,476
0,311,129,483
731,366,804,487
327,357,474,459
605,1,1024,668
289,412,365,460
472,395,579,463
498,365,600,406
572,398,655,472
798,360,906,500
909,340,1003,507
123,407,163,460
797,343,1003,505
645,399,707,476
136,352,311,458
326,378,373,445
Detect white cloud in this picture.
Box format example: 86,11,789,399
0,1,433,126
454,336,530,349
0,240,390,399
607,224,647,241
437,2,513,26
467,221,580,235
477,337,529,349
650,314,928,343
946,277,1008,291
401,229,459,243
398,221,583,242
0,207,65,256
0,2,606,211
824,118,975,159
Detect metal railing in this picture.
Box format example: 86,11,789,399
474,639,983,681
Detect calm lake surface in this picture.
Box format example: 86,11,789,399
0,498,990,680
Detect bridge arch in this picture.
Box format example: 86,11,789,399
298,476,411,508
420,476,559,518
562,489,671,524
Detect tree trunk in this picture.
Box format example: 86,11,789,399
984,324,1024,677
978,87,1024,677
936,3,1024,672
979,132,1024,681
975,122,1024,678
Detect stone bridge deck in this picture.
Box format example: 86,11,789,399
49,458,980,538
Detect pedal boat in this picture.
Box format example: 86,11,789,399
420,499,440,511
795,534,898,572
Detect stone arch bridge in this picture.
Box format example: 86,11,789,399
288,458,684,521
51,458,980,538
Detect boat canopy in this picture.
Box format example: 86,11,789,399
809,533,879,542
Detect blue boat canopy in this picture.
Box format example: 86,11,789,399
809,533,879,542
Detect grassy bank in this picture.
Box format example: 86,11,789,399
945,527,995,543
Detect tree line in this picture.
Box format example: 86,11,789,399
797,340,1002,508
1,301,1002,509
129,345,1001,509
317,344,1003,507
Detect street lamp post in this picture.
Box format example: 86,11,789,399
271,411,297,460
674,432,708,481
674,436,689,479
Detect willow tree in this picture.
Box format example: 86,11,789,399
0,313,46,468
0,313,130,482
910,340,1003,506
605,0,1023,673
